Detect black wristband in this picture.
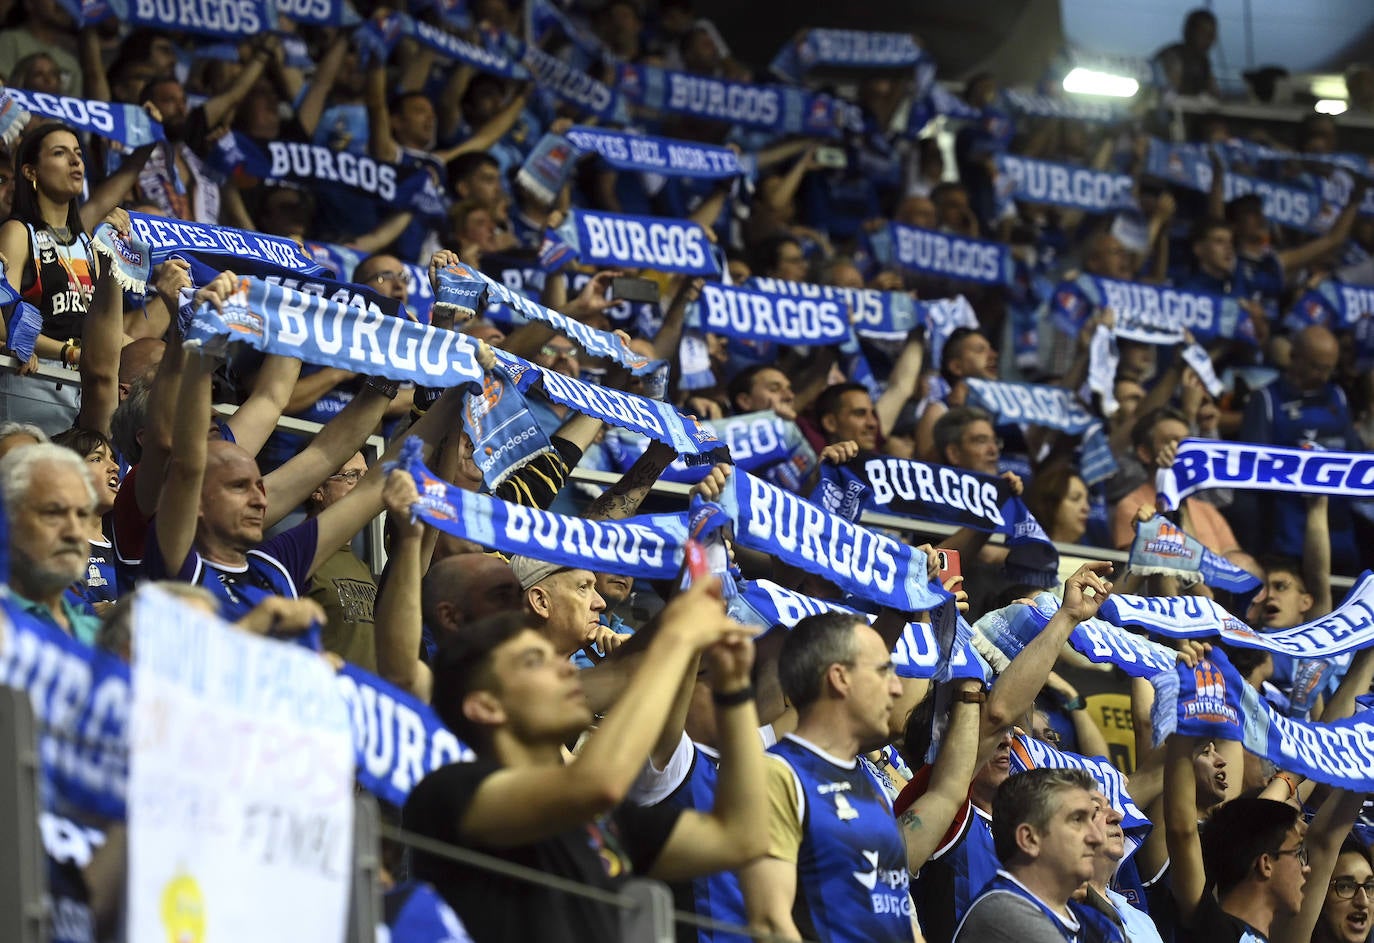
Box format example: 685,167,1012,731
412,385,443,414
712,685,755,708
364,375,401,400
1063,694,1086,712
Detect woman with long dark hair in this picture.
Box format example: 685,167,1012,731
0,120,154,430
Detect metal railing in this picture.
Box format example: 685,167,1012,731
0,686,45,943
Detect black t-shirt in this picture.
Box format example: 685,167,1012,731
402,759,683,943
1188,892,1267,943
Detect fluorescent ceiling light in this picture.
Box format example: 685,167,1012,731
1315,98,1348,115
1063,67,1139,98
1311,75,1349,99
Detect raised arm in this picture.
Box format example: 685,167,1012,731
875,333,924,437
1277,177,1367,275
1163,733,1209,926
1274,788,1365,943
366,62,400,164
373,469,432,701
456,578,737,847
583,440,678,521
77,210,138,436
225,354,303,458
652,276,702,362
901,677,984,871
203,40,274,130
296,32,349,138
1302,495,1333,617
435,86,532,163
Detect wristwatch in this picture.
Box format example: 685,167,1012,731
955,688,987,705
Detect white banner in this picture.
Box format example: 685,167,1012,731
128,588,355,943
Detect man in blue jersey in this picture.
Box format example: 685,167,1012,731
144,270,471,620
740,610,916,943
953,768,1105,943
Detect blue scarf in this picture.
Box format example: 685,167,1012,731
515,39,624,121
6,302,43,362
405,15,529,78
175,248,406,322
128,210,323,275
514,132,581,206
1144,139,1215,191
615,63,854,137
1287,278,1374,332
564,125,743,179
90,220,153,295
695,281,851,346
770,29,928,80
271,0,359,25
873,223,1015,286
210,132,446,220
2,88,164,148
1009,735,1152,859
1159,438,1374,509
398,438,690,578
541,209,721,277
1063,274,1254,346
995,154,1135,214
721,470,951,613
183,276,486,390
744,275,925,339
1129,515,1261,594
436,264,669,398
1151,648,1374,792
963,378,1118,485
0,592,477,820
462,362,557,492
97,0,277,37
601,410,816,489
0,258,20,306
1020,594,1180,680
528,0,606,61
495,349,723,458
1102,576,1374,660
1002,88,1118,121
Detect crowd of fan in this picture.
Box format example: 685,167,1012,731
5,1,1374,941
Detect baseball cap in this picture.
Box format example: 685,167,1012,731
509,556,572,592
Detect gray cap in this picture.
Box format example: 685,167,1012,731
509,556,572,592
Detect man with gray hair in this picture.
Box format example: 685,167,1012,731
509,556,609,659
952,767,1104,943
0,442,101,643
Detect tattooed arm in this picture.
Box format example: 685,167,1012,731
900,678,983,873
584,440,680,521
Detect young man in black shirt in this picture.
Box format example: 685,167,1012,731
402,576,768,942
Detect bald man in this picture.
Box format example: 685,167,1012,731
1238,325,1364,572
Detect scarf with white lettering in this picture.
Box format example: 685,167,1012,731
1009,735,1152,862
528,0,607,61
614,62,855,137
694,281,851,346
540,209,721,277
1151,648,1374,792
399,437,690,577
461,362,557,491
1019,593,1180,680
128,210,323,275
1102,576,1374,660
995,155,1135,215
183,277,486,391
600,411,817,490
1287,277,1374,333
209,132,447,220
1058,274,1255,346
1129,515,1262,594
89,221,152,295
1158,438,1374,510
813,452,1060,586
510,37,625,121
439,263,670,398
963,378,1118,485
736,276,925,341
2,88,164,149
494,348,725,459
770,29,927,78
722,470,951,613
0,592,475,820
871,223,1016,286
94,0,278,37
1002,88,1118,121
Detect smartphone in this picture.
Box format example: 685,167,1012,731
814,146,848,169
610,276,660,304
936,548,961,583
684,538,709,584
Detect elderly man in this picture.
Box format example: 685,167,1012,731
0,442,101,643
509,556,609,659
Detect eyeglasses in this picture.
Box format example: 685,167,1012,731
1271,843,1308,867
327,469,365,485
1034,728,1061,745
540,345,579,360
369,270,406,285
1331,879,1374,900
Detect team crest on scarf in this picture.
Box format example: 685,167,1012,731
1183,662,1239,725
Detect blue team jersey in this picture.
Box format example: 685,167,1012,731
912,800,998,943
770,734,915,943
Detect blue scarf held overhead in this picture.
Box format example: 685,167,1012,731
2,88,165,149
1066,274,1255,346
397,437,690,579
1020,594,1181,680
461,362,557,492
182,277,486,391
514,38,625,121
1129,515,1261,594
743,275,926,340
1158,438,1374,510
1151,648,1374,793
963,377,1119,485
89,221,153,295
128,211,324,275
872,223,1016,286
720,470,951,614
1101,576,1374,660
995,155,1136,215
528,0,606,60
493,348,723,459
99,0,278,38
1287,278,1374,333
565,125,743,179
600,410,817,490
770,29,928,81
695,281,851,346
540,209,721,277
406,15,529,78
